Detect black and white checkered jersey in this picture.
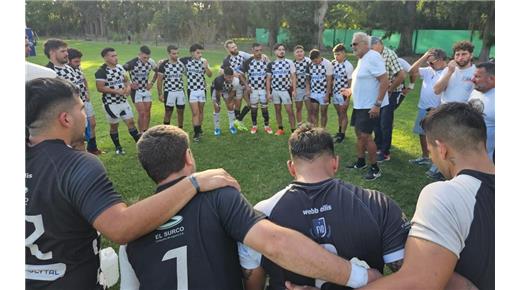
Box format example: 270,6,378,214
294,57,311,89
47,62,88,102
266,59,295,91
123,57,157,92
94,64,127,105
306,58,333,94
332,59,354,95
158,60,186,92
221,51,251,73
242,57,268,90
179,57,207,91
240,178,410,289
211,75,233,94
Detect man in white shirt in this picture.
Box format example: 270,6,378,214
345,32,389,181
468,62,495,161
433,40,476,103
408,49,446,167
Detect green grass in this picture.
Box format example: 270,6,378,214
29,39,433,286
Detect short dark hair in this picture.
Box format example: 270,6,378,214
140,45,151,55
252,42,262,49
288,123,334,161
101,47,115,57
43,38,67,58
223,66,234,76
476,61,495,76
167,45,178,53
430,48,447,61
453,40,474,54
294,45,304,51
190,43,204,52
137,125,190,183
26,78,79,134
67,48,83,60
332,43,346,53
273,43,285,50
309,49,321,60
421,102,487,152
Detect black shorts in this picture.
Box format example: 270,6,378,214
130,89,136,103
350,109,379,134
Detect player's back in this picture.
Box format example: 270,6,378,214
121,179,264,290
255,178,409,290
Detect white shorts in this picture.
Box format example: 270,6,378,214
166,90,185,107
212,89,230,103
189,89,206,103
250,89,267,106
84,100,95,118
310,92,329,105
295,88,308,102
232,77,244,98
104,100,134,124
332,93,347,106
271,90,292,105
134,90,152,103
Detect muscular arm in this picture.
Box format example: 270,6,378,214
93,169,240,244
156,74,164,101
361,236,458,290
243,220,350,286
96,80,123,95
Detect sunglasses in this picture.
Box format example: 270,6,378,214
350,43,359,47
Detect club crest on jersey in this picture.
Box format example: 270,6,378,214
310,217,331,239
157,215,183,230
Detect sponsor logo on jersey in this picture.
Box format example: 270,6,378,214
310,217,332,239
158,215,183,230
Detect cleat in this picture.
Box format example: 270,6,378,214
264,126,273,134
115,147,126,155
229,126,238,135
214,128,221,136
250,126,257,134
275,129,285,136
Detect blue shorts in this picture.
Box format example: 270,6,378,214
413,108,428,135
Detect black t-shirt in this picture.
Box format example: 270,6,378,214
122,178,266,290
253,178,410,290
25,140,122,289
454,170,495,290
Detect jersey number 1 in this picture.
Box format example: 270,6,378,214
162,246,188,289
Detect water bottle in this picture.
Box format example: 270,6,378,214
99,247,119,288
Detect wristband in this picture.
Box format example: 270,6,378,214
346,258,369,288
188,175,200,193
407,83,415,90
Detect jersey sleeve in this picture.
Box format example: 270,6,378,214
221,56,231,69
418,67,429,79
95,67,107,81
63,154,123,224
239,51,252,60
149,58,158,71
288,60,296,74
398,58,411,73
157,61,166,75
213,76,225,91
119,245,141,290
266,62,273,76
238,242,263,270
409,181,476,258
365,190,410,263
179,57,190,66
325,60,333,76
241,57,252,75
212,186,266,243
123,58,137,72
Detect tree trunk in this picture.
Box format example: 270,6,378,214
268,25,279,48
315,0,328,50
397,1,417,56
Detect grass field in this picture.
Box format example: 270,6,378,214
29,39,433,287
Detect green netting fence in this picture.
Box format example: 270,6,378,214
256,28,494,57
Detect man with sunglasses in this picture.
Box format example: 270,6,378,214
408,49,447,172
345,32,389,181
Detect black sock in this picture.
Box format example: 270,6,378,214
278,126,284,130
129,128,140,142
251,109,258,126
291,128,295,132
163,121,170,125
87,137,98,151
238,106,250,121
110,132,121,149
234,109,240,120
371,163,379,170
357,157,365,165
194,125,202,135
338,126,341,134
262,108,269,126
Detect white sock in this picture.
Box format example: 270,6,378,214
227,110,236,128
213,112,220,129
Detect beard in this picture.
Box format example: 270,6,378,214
456,59,470,67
